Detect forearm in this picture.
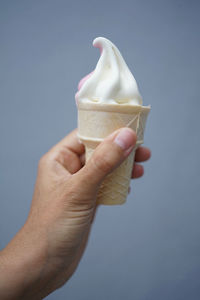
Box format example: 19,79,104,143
0,222,53,300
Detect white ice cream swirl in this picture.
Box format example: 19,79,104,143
76,37,142,105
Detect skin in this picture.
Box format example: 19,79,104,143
0,128,151,300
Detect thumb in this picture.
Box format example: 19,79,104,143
77,128,136,189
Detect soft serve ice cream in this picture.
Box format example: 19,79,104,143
76,37,150,205
76,37,142,105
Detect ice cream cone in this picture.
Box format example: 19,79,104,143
77,102,150,205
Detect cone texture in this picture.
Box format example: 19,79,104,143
78,102,150,205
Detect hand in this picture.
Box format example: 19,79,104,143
0,128,151,300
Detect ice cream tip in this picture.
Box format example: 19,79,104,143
75,37,143,106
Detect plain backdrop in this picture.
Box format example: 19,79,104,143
1,0,200,299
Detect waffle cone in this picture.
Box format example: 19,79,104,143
77,102,150,205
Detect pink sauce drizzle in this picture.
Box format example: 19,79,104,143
75,41,103,105
78,71,94,91
75,71,93,105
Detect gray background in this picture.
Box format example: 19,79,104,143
0,0,200,299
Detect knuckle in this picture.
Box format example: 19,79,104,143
38,153,50,169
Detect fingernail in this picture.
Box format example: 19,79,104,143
114,128,135,150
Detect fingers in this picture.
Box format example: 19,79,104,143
135,146,151,162
76,128,136,190
131,146,151,179
47,129,85,174
80,153,85,166
132,163,144,178
54,147,83,174
55,129,85,156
